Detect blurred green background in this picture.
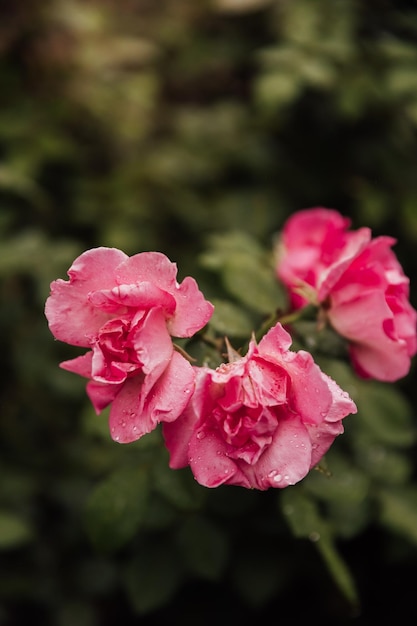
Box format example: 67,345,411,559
2,1,417,624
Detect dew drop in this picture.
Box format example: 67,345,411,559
196,431,205,440
267,470,282,483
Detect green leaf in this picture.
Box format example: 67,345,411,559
223,255,287,314
314,536,359,609
175,515,229,580
85,465,150,552
281,487,327,540
354,382,416,448
199,231,265,270
280,488,359,607
0,511,33,550
377,486,417,546
124,535,184,614
304,451,370,506
231,547,286,607
209,298,255,337
326,499,371,539
353,436,413,485
152,456,206,512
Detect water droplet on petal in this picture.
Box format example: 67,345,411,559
196,431,205,440
267,470,282,483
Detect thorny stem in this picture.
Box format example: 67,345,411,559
181,304,320,367
173,342,196,363
254,303,319,343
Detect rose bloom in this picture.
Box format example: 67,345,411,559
45,247,214,443
276,207,417,382
163,323,357,490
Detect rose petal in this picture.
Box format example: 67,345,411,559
115,251,179,291
60,352,92,377
246,417,312,490
167,276,214,337
188,429,244,488
328,291,411,381
144,351,195,426
109,351,195,443
89,282,176,316
87,380,123,413
45,247,128,346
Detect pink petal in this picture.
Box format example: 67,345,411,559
109,351,195,444
349,341,411,382
247,357,289,407
45,247,127,346
247,417,312,490
163,402,199,469
89,282,176,315
87,380,123,413
320,372,357,422
328,291,410,381
318,228,371,299
108,376,148,442
280,349,333,425
60,352,92,377
257,322,293,356
167,276,214,337
188,429,245,488
163,367,214,468
115,252,178,292
133,308,173,377
305,419,344,469
144,351,195,426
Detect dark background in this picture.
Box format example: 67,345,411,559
1,1,417,624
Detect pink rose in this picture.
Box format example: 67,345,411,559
276,208,417,382
45,247,214,442
163,323,357,490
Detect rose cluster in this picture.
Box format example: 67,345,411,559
276,208,417,382
45,209,416,490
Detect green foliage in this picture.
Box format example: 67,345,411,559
281,487,359,607
2,0,417,624
123,535,185,614
85,465,150,553
0,511,33,550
